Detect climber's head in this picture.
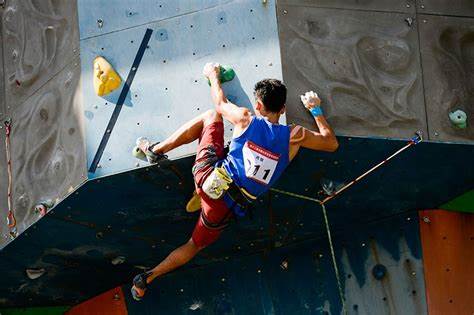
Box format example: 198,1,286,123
253,79,287,118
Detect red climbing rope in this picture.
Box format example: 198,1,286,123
321,132,423,204
4,119,17,238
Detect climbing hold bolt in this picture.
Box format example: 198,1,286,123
372,264,387,280
280,260,289,270
449,109,467,129
97,19,104,28
423,216,431,223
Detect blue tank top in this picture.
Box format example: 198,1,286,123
220,117,290,215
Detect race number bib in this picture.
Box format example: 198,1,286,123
243,141,280,185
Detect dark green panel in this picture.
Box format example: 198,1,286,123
440,190,474,213
0,306,69,315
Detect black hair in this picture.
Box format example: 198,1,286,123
254,79,287,113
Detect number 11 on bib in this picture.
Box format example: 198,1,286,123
243,141,280,185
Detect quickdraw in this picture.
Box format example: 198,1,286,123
4,119,17,239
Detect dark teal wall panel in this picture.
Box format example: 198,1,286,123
0,137,472,308
123,210,426,314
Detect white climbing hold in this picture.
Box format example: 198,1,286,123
189,301,203,311
26,268,46,280
111,256,126,265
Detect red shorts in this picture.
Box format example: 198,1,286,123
191,121,232,248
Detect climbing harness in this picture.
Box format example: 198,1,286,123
4,119,17,239
270,132,423,314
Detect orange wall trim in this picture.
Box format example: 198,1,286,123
66,287,128,315
419,210,474,315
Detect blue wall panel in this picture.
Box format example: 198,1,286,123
78,0,230,40
78,0,283,178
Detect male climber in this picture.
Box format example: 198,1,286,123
131,63,338,300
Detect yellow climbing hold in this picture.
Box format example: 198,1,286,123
93,56,122,96
186,191,202,213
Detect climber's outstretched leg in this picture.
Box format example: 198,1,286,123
132,109,226,301
137,109,223,155
131,238,202,301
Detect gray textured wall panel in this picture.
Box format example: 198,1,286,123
418,0,474,17
277,0,415,13
1,3,9,245
419,15,474,142
0,1,86,247
2,0,79,110
278,6,427,139
0,59,87,246
0,18,4,119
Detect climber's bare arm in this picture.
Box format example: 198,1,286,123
203,63,252,134
289,91,338,161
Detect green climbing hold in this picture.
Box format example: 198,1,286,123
132,146,145,159
448,109,467,129
208,65,235,86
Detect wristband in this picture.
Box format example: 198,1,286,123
310,106,323,117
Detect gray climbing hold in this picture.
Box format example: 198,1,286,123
111,256,126,265
26,268,46,280
449,109,467,129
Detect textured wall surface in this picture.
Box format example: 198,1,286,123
278,0,416,13
0,1,87,248
277,0,474,142
2,0,79,110
419,15,474,142
0,12,8,248
419,210,474,315
278,5,427,139
78,0,284,178
418,0,474,17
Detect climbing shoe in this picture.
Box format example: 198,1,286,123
186,191,202,213
131,271,152,301
134,137,167,164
